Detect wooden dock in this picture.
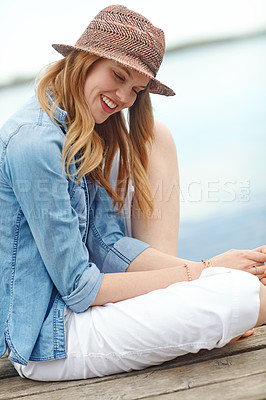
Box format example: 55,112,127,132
1,325,266,400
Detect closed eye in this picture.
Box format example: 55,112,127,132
114,72,124,81
114,70,145,95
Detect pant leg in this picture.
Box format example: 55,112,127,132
14,267,260,381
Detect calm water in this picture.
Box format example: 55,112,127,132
1,35,265,259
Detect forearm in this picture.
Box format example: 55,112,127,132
126,247,191,272
91,262,202,306
92,245,266,306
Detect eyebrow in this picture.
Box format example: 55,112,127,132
120,65,132,78
119,65,147,89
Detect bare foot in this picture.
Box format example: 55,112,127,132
229,328,254,343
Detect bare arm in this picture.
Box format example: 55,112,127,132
131,121,180,256
91,248,203,306
91,263,202,306
91,246,266,306
127,247,190,271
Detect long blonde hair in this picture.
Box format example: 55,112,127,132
37,50,154,217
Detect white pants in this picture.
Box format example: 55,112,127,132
14,266,260,381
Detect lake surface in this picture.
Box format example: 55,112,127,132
0,35,265,260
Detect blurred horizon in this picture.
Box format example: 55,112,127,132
1,0,266,86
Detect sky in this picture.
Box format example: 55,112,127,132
1,0,266,84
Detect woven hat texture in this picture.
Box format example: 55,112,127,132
52,5,175,96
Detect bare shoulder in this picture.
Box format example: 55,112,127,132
153,120,176,149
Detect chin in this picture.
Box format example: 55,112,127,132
95,117,108,124
95,114,112,124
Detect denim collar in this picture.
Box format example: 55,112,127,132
46,89,68,132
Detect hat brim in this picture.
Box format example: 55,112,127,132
52,44,175,97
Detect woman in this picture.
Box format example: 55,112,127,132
0,5,266,381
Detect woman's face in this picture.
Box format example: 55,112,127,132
84,59,150,124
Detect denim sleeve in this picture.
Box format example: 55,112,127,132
87,183,150,273
3,125,103,312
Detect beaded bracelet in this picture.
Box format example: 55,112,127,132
184,264,192,281
202,259,213,268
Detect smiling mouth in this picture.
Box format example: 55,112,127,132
100,94,118,110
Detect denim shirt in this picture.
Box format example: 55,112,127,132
0,95,150,365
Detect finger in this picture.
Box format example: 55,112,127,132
246,250,266,263
251,245,266,255
249,265,266,276
250,262,265,268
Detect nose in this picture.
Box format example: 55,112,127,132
116,86,132,105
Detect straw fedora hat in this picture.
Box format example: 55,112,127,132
52,5,175,96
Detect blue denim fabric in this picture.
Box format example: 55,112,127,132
0,95,150,365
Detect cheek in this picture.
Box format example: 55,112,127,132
127,95,138,109
84,79,98,107
83,81,90,104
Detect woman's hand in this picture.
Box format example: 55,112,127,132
209,245,266,278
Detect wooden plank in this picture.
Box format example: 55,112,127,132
1,348,266,400
0,358,18,379
154,325,266,372
0,372,116,398
1,325,266,381
144,372,266,400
